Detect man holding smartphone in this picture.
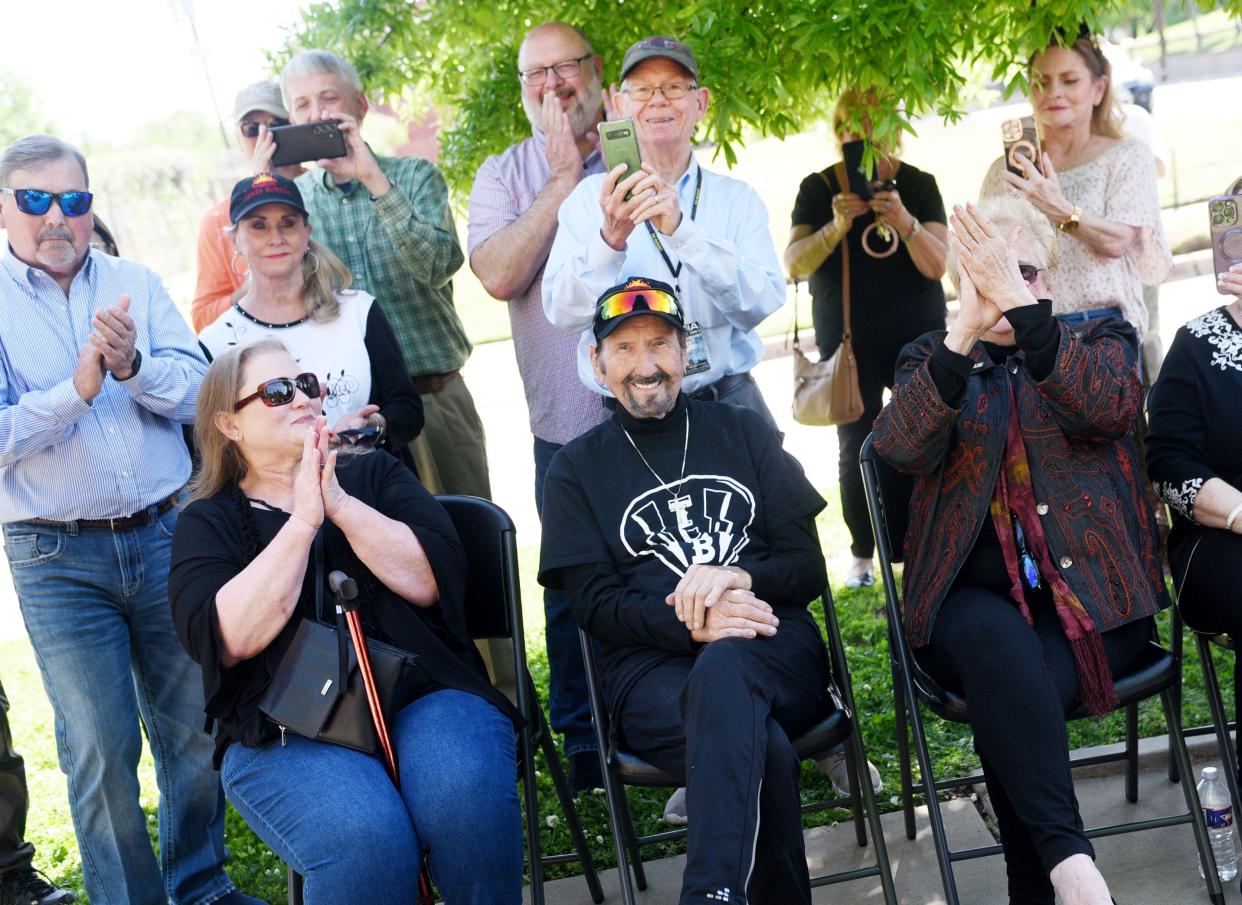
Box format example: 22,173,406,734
467,21,611,793
190,81,303,333
280,49,489,499
542,36,786,431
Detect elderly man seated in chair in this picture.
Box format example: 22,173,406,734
538,277,830,905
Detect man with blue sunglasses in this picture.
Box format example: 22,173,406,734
0,135,261,905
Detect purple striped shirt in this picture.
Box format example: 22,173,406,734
467,130,609,445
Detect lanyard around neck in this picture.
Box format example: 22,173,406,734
644,165,703,289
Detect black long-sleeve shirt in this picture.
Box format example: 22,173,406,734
539,394,827,715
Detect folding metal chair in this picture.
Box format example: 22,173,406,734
288,495,604,905
859,433,1225,905
578,588,897,905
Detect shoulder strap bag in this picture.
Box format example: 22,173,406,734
791,164,865,426
259,531,416,754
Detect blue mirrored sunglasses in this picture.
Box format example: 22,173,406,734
1011,512,1042,591
1,187,94,217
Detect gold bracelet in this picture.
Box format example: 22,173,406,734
900,219,922,242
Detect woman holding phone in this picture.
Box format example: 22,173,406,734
199,174,422,464
784,88,949,589
979,27,1171,339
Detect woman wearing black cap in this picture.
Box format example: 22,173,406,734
199,174,422,464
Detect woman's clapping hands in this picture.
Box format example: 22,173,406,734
291,416,351,530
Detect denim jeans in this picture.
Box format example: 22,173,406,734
533,436,596,758
3,507,231,905
221,689,523,904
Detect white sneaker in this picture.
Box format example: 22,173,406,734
663,786,688,825
844,558,875,589
815,750,883,795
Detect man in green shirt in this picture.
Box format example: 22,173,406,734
279,49,490,497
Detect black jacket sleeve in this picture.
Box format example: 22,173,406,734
1147,326,1219,521
560,562,696,652
363,303,424,450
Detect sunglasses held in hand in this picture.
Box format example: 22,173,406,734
333,426,383,452
1,187,93,217
234,372,322,411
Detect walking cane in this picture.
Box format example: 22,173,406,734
330,571,435,905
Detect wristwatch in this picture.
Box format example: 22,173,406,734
126,348,143,378
1056,204,1082,233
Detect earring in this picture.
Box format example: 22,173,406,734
305,250,320,277
231,253,251,277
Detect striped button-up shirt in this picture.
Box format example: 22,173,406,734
467,130,609,446
0,246,207,523
296,154,470,377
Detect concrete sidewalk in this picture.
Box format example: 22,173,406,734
527,734,1242,905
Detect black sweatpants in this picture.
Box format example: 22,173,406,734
616,610,828,905
0,677,36,873
915,588,1152,905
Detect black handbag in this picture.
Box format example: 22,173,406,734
259,532,416,754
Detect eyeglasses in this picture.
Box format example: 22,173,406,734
334,426,382,452
234,372,321,411
1018,263,1045,285
621,83,697,102
519,54,593,86
239,118,289,138
1011,511,1042,591
597,286,683,322
0,188,93,217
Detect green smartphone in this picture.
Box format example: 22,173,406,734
597,117,643,196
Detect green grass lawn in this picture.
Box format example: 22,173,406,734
5,482,1233,903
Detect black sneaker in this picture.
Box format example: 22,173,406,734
0,867,75,905
569,750,604,795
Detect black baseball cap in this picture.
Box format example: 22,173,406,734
229,173,308,225
593,278,686,342
620,36,699,81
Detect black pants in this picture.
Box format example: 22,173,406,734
915,588,1152,905
616,611,827,905
1170,524,1242,767
0,677,35,873
835,340,905,559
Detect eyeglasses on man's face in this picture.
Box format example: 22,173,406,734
519,54,593,86
0,188,93,217
621,83,697,103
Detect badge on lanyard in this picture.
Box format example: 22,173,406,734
684,321,710,375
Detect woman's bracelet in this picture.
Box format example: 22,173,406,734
900,219,923,242
288,511,318,532
1225,501,1242,533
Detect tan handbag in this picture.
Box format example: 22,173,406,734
791,165,864,426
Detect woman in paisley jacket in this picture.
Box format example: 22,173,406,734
1147,258,1242,717
873,198,1167,905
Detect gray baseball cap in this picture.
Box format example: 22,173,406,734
232,81,288,126
620,36,699,82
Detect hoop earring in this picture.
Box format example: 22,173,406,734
231,253,251,277
305,250,320,277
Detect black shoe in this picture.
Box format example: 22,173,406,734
569,750,604,795
0,867,75,905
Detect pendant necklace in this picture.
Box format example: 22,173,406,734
622,411,691,522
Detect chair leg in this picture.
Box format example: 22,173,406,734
614,781,648,892
893,665,917,841
842,738,868,847
519,729,547,905
287,866,303,905
1161,687,1226,905
905,684,960,903
539,725,605,904
1199,637,1242,821
1170,662,1183,784
1125,703,1140,804
850,726,899,905
597,761,638,905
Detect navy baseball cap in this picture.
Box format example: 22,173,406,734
229,173,308,225
593,277,686,342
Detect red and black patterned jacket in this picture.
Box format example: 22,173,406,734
873,315,1168,647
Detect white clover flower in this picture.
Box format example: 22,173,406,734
546,814,560,828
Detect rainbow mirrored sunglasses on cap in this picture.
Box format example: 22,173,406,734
593,279,685,340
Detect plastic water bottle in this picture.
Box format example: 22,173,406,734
1197,766,1239,881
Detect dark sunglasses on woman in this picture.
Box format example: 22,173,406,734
235,372,321,411
1,187,93,217
1018,263,1045,285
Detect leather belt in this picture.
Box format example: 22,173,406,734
29,493,179,532
689,372,752,402
411,370,459,395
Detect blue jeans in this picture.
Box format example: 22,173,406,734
221,689,523,904
3,507,231,905
533,436,596,758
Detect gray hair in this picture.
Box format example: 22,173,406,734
0,135,89,188
947,196,1058,291
280,50,364,108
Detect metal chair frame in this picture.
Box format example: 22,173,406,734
859,434,1225,905
289,495,603,905
578,588,897,905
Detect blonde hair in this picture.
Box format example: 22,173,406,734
189,339,289,502
231,227,353,322
832,88,902,155
1032,35,1125,140
947,196,1058,291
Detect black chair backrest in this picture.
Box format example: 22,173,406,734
436,495,516,641
859,434,913,564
